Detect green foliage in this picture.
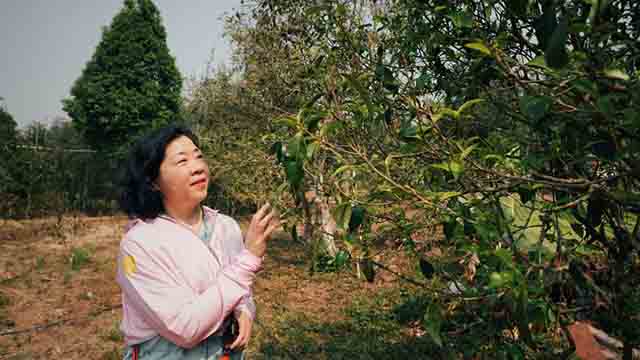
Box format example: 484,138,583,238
1,119,119,219
211,0,640,355
63,0,182,156
70,246,92,271
0,102,18,201
0,101,17,147
185,67,288,216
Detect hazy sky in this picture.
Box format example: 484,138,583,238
0,0,242,128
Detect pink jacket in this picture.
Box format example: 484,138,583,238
116,207,261,348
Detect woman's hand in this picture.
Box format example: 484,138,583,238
244,203,280,258
229,311,252,350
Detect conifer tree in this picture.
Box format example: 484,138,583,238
63,0,182,155
0,98,17,147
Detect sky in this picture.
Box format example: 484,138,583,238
0,0,243,128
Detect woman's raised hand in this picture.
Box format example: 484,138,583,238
244,203,280,258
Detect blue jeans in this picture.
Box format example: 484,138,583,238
123,335,244,360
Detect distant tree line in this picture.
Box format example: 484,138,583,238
0,109,118,218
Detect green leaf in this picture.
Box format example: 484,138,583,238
303,93,323,109
332,164,356,177
359,258,375,282
333,202,353,230
384,154,394,175
270,142,285,163
379,66,399,92
572,79,598,95
284,160,304,190
275,116,299,129
494,248,514,267
506,0,528,16
526,55,551,71
432,107,458,122
334,250,350,268
416,72,430,90
465,42,491,56
545,17,569,69
450,161,464,178
304,112,324,132
431,161,464,177
436,192,461,201
419,258,435,279
423,303,443,347
306,141,319,160
348,206,366,233
520,96,552,122
460,144,478,160
320,121,344,137
457,99,485,115
287,133,306,161
596,95,614,117
290,224,299,243
488,271,515,289
450,11,473,29
603,68,630,81
607,190,640,205
443,219,463,241
399,124,418,140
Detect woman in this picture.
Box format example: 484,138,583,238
117,125,278,359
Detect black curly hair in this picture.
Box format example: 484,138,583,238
119,124,200,219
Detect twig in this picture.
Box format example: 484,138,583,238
0,319,70,336
370,259,428,288
0,304,120,337
589,325,640,360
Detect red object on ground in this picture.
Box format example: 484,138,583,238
567,322,608,360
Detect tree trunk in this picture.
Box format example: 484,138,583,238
301,188,337,257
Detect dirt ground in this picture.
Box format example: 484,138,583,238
0,215,420,360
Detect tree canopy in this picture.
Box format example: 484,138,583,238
63,0,182,156
185,0,640,357
0,99,17,148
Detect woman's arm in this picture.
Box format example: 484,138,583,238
234,294,256,320
117,237,262,349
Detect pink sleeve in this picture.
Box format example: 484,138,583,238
234,294,257,320
227,217,258,321
117,238,262,349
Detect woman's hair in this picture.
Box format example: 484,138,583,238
119,124,200,219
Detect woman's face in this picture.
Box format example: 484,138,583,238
155,135,209,211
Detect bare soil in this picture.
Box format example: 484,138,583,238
0,216,418,360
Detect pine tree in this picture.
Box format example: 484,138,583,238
0,99,19,196
63,0,182,155
0,99,17,149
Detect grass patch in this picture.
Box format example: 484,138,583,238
101,321,124,343
0,291,11,308
70,246,92,271
251,289,442,360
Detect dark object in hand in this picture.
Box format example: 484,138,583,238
222,316,239,350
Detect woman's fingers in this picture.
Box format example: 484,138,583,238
229,324,245,349
229,315,251,349
245,204,280,257
258,209,278,228
253,203,271,223
229,331,245,349
263,219,281,240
